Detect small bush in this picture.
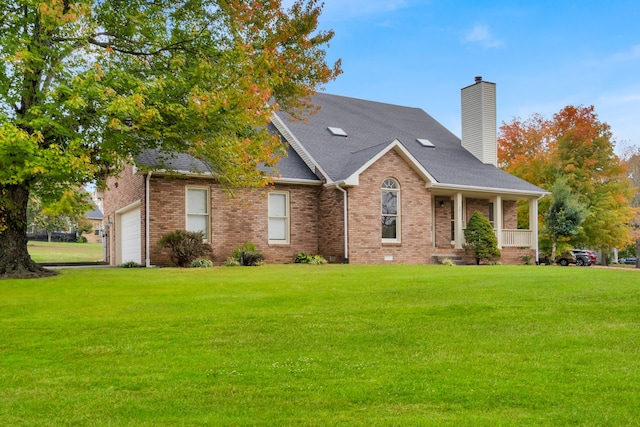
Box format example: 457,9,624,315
225,257,241,267
157,230,213,268
309,255,327,265
294,252,327,265
227,242,264,266
464,211,501,265
294,252,313,264
190,258,213,268
521,255,532,265
121,261,144,268
440,258,455,266
76,235,88,243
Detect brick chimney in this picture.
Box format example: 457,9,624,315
461,76,497,166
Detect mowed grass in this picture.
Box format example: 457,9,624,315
1,265,639,426
27,241,104,263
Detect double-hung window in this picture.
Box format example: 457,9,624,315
381,178,400,242
268,191,289,244
186,187,210,241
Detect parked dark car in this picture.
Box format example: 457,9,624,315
621,257,638,265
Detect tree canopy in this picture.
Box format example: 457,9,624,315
545,177,587,261
498,105,635,258
0,0,341,278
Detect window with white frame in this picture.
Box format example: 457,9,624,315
381,178,400,242
268,191,289,244
186,187,210,241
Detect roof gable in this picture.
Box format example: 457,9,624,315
340,139,436,186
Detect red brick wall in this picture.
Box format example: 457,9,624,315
103,161,533,266
346,149,433,264
503,200,518,229
318,186,346,263
147,176,321,266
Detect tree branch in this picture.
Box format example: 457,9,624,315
87,34,200,57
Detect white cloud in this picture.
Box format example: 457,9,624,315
464,24,504,48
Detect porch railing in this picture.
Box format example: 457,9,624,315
460,229,533,248
501,229,533,248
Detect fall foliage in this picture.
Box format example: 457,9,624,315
499,105,635,259
0,0,341,278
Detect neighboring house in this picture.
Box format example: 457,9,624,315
103,77,547,266
84,207,104,244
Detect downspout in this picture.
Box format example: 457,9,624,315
335,184,349,263
145,172,152,268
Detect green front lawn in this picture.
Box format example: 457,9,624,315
27,241,104,263
1,265,639,425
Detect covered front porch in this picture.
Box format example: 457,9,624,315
432,190,541,262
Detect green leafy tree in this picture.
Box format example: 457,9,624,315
28,187,94,241
464,211,501,265
0,0,341,278
545,177,587,262
621,146,640,267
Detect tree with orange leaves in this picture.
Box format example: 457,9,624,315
499,106,635,262
0,0,341,278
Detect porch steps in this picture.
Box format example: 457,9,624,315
431,254,466,266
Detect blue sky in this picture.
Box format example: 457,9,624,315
300,1,640,153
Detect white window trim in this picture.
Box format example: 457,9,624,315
268,191,290,245
185,186,211,242
382,178,401,243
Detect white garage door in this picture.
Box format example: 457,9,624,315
119,208,141,264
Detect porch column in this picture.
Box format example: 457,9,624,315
454,192,464,249
529,198,539,260
494,195,503,249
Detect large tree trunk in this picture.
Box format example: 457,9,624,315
0,183,56,279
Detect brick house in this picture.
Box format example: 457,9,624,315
103,77,547,266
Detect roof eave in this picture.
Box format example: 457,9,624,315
274,177,323,186
427,182,549,198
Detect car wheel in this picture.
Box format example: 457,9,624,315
559,259,569,266
577,259,585,266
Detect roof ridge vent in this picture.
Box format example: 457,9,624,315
328,126,348,137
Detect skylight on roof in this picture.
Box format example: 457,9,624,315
328,127,348,137
417,138,434,147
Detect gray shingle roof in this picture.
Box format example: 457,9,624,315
133,93,544,195
275,93,545,195
85,208,103,220
136,150,213,174
134,132,321,183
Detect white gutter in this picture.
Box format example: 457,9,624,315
145,172,152,268
334,183,349,263
427,182,549,198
